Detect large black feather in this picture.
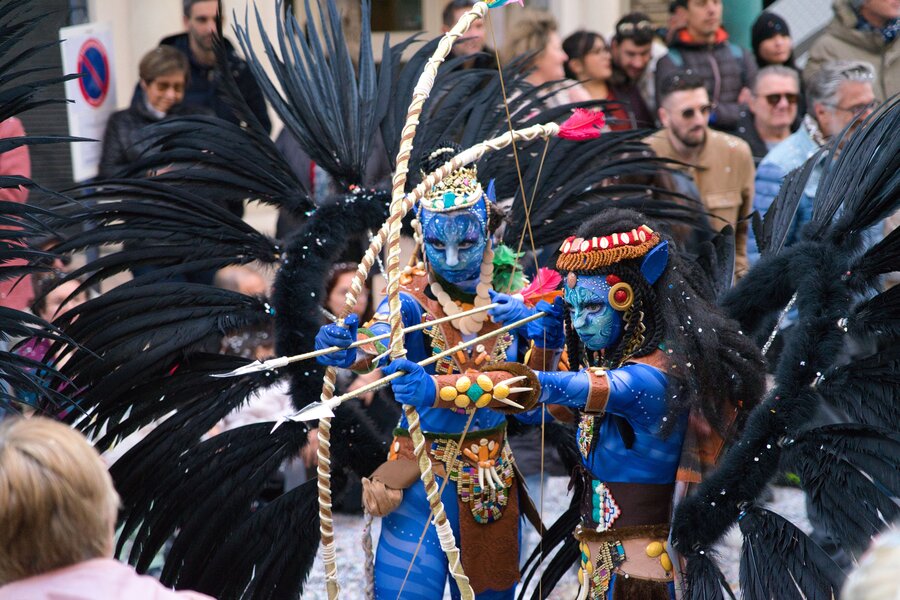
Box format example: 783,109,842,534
194,480,320,600
681,551,736,600
738,506,843,600
234,0,381,189
782,424,900,553
754,149,823,258
847,284,900,341
808,98,900,245
816,348,900,428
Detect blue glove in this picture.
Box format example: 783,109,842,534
526,297,566,348
488,290,535,327
314,314,359,368
381,358,436,407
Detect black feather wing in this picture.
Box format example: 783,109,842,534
738,506,843,600
781,424,900,554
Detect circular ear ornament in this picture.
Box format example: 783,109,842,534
608,282,634,311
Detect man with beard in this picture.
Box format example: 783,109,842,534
749,60,878,264
609,12,657,128
159,0,271,133
646,71,755,278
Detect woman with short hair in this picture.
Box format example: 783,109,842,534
0,417,210,599
98,46,200,178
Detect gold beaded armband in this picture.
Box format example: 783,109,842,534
433,363,540,414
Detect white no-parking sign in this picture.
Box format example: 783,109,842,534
60,22,117,182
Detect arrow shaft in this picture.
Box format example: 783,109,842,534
312,311,544,409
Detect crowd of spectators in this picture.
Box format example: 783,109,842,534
2,0,900,598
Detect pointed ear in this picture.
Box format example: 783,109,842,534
641,241,669,285
486,179,496,204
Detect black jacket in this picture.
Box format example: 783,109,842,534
655,28,757,133
157,33,271,134
98,91,204,179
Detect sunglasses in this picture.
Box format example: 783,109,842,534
763,93,799,106
616,20,654,36
680,104,714,120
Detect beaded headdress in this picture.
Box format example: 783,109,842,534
558,224,663,313
556,225,660,272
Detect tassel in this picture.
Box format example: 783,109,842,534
558,108,607,141
486,0,524,7
517,268,562,305
610,574,672,600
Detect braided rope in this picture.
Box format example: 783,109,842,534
316,368,340,599
362,511,375,599
382,5,489,598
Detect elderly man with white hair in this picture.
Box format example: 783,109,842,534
748,60,878,264
804,0,900,102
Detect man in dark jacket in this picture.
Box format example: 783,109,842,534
655,0,756,134
609,12,657,128
158,0,271,134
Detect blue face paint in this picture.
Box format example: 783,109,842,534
565,275,624,351
419,198,488,289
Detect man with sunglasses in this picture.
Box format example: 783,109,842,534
749,60,878,265
647,71,755,279
655,0,757,135
737,66,801,165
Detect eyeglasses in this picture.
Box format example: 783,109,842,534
763,93,799,106
680,104,714,120
824,100,879,116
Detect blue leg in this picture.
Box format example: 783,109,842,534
375,477,459,599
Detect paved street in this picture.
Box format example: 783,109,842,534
303,477,809,599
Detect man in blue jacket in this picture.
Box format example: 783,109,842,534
749,59,876,264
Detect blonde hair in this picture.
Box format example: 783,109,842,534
500,9,558,65
841,526,900,600
139,45,189,84
0,418,120,585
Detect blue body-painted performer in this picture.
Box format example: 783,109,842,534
315,149,565,599
381,207,764,599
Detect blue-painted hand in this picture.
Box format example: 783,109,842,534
488,290,535,327
381,358,436,407
314,314,359,368
527,296,566,348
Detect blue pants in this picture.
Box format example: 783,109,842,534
374,477,515,599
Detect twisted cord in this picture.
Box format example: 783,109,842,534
363,511,375,599
317,368,340,599
382,5,489,599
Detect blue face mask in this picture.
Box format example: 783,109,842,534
565,275,624,351
420,201,488,288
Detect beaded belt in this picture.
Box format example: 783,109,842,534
389,426,515,524
430,430,515,524
575,523,672,599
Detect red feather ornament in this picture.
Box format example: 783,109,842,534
558,108,607,141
